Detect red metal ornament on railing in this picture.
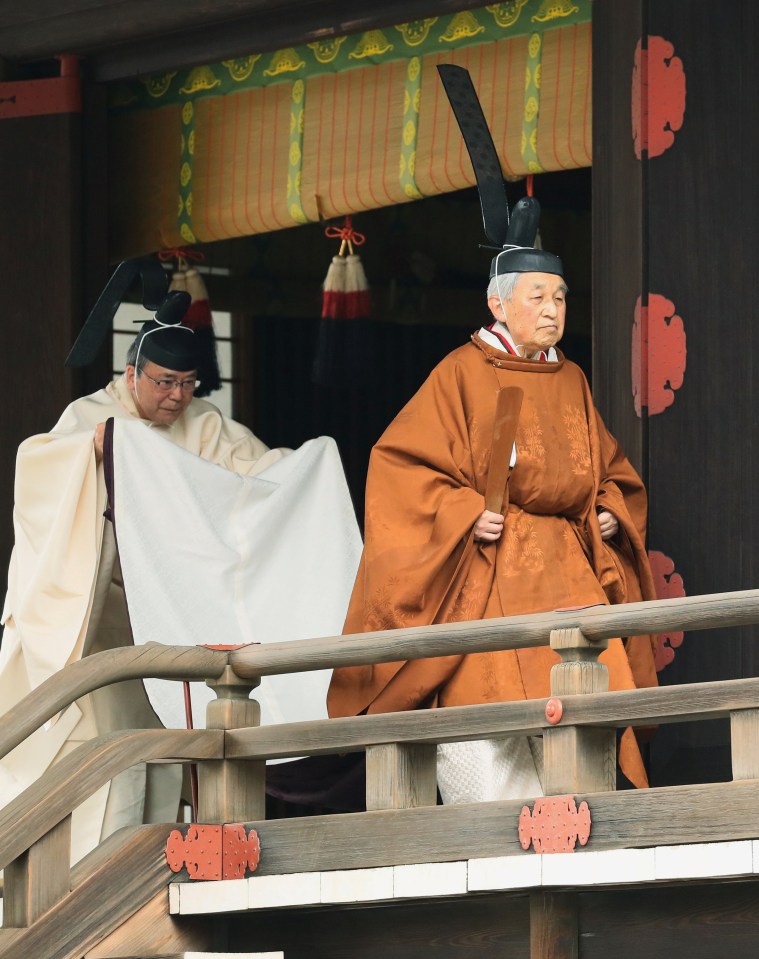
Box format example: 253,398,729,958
165,824,261,880
545,697,563,725
518,796,591,853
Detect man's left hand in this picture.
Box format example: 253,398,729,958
597,509,618,541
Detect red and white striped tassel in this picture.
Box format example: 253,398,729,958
321,215,370,320
321,253,371,320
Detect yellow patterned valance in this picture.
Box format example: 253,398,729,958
108,1,591,258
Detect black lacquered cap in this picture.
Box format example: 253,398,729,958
133,291,198,372
489,247,564,278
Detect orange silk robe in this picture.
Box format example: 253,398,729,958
328,333,658,787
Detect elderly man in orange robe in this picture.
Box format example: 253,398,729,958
328,232,658,802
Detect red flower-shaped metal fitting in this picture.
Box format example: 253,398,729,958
518,796,591,854
166,824,261,880
632,294,686,417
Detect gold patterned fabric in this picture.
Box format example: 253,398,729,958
327,333,658,788
108,10,592,257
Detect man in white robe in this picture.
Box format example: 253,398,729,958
0,314,287,860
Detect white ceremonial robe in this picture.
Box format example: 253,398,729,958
0,378,360,860
110,419,363,731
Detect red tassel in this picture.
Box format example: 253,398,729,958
167,261,221,394
183,298,213,330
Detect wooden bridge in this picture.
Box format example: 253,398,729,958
3,590,759,959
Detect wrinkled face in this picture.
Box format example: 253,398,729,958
125,360,197,425
487,272,567,356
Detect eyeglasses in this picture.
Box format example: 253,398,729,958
141,372,200,393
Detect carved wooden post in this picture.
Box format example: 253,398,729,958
543,627,616,795
365,743,437,811
198,666,266,823
3,815,71,927
730,708,759,780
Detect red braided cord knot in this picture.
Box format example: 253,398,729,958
324,216,366,248
158,247,205,263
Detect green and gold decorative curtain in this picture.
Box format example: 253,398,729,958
109,0,591,258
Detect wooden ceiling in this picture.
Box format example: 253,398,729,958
0,0,485,82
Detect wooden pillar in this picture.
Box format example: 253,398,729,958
544,628,615,795
0,65,109,588
198,666,266,823
3,816,71,927
593,0,759,785
365,743,437,811
730,709,759,782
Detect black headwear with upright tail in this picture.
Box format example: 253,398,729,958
436,64,564,280
132,290,198,372
66,258,198,373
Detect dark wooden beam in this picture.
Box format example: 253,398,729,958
0,0,488,81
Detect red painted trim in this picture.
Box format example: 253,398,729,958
200,642,256,650
632,293,686,417
0,77,81,119
632,36,686,159
648,550,686,671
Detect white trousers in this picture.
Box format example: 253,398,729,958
437,737,544,804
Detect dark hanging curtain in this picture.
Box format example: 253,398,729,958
251,315,475,530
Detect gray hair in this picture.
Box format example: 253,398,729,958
125,336,148,373
486,272,521,302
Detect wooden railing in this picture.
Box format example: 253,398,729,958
4,588,759,949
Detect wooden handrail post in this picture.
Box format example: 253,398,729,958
365,744,437,810
3,815,71,928
730,708,759,780
543,628,615,795
198,667,265,823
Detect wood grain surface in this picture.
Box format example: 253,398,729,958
227,675,759,761
1,824,186,959
229,590,759,678
0,729,221,872
237,779,759,876
0,643,228,763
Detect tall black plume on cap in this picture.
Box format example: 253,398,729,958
436,63,511,248
66,258,170,368
436,63,563,278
